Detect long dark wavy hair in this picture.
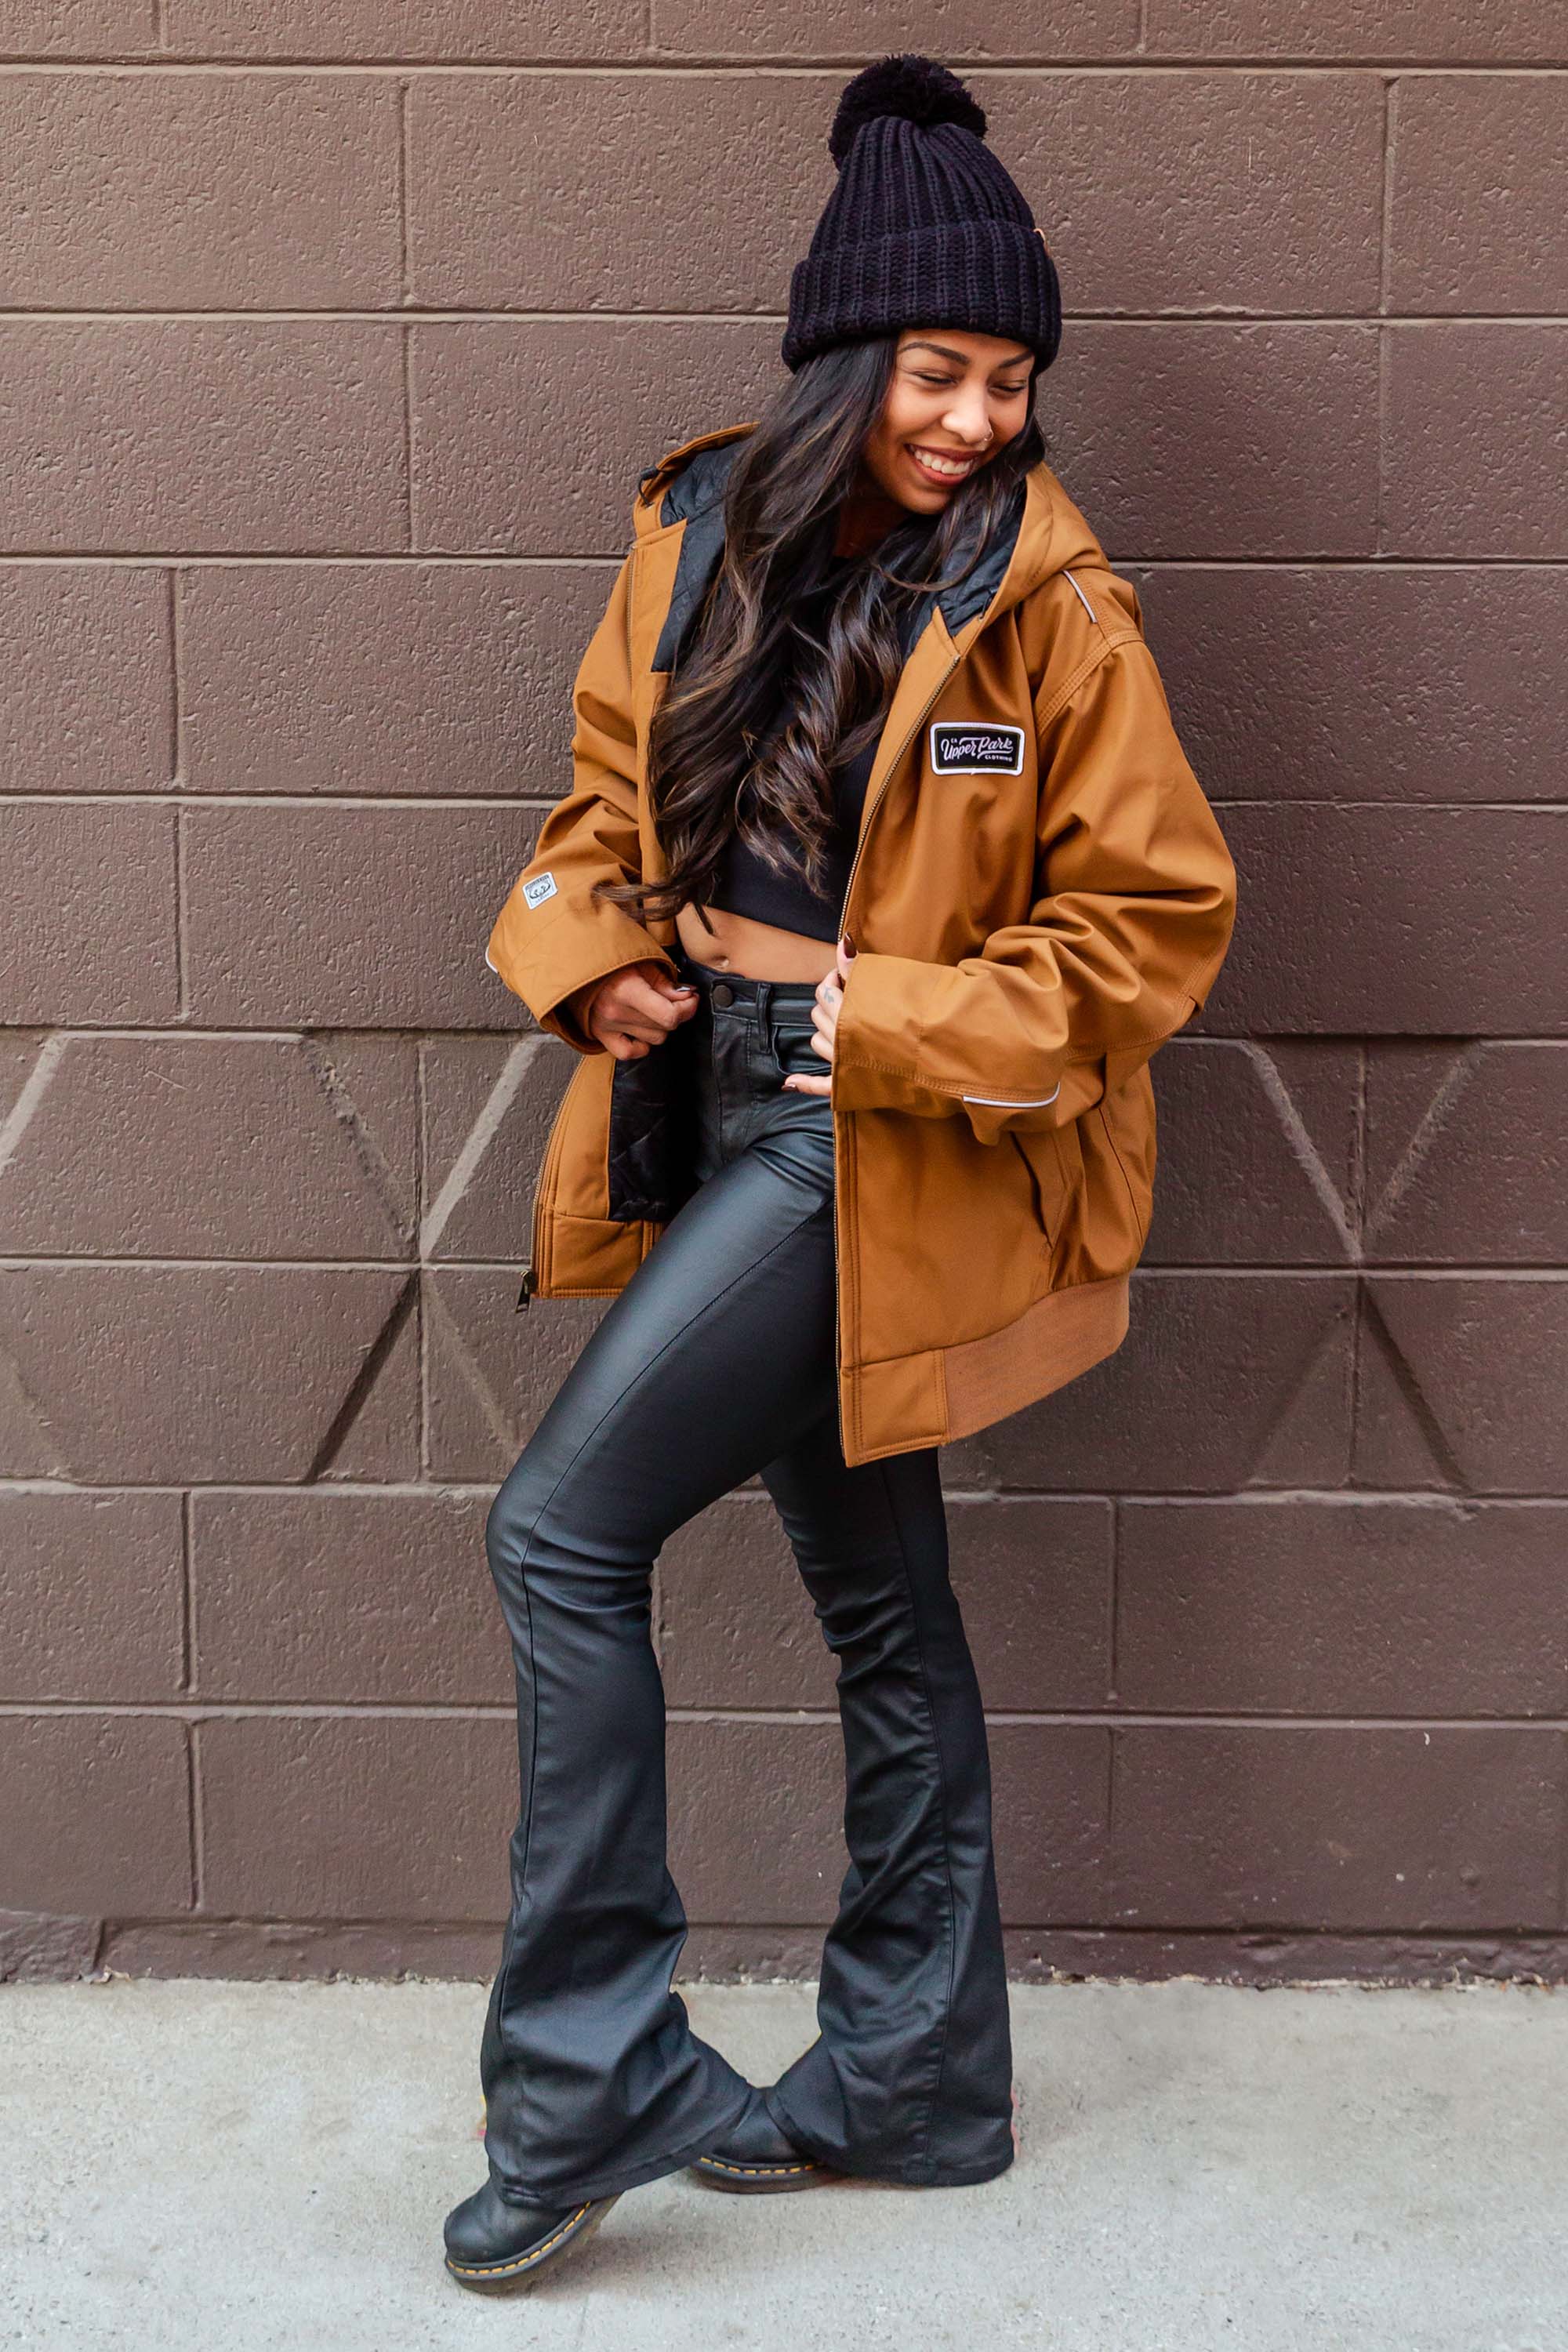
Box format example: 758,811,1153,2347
593,333,1047,931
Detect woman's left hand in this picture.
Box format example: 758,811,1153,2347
782,934,855,1098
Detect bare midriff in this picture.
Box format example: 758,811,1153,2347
674,900,840,984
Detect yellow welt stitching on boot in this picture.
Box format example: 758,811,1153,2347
699,2158,817,2176
447,2201,594,2277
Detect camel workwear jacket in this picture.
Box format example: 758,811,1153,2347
486,422,1237,1468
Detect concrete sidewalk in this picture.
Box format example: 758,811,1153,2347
2,1977,1562,2351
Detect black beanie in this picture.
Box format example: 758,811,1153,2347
782,56,1062,376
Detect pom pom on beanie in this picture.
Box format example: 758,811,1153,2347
827,54,987,164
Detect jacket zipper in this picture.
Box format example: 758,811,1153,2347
835,644,960,951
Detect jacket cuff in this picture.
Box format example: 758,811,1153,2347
829,952,957,1118
831,949,1072,1144
485,892,676,1054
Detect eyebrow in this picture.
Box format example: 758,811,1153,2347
902,338,1034,372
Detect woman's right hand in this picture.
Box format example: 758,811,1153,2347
572,960,699,1061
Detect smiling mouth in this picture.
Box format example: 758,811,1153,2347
906,445,983,484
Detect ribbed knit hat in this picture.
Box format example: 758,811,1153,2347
782,56,1062,376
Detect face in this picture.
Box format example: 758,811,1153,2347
859,327,1035,514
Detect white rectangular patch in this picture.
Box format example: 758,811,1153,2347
521,871,558,909
929,722,1026,777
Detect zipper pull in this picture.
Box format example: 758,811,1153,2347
515,1266,538,1312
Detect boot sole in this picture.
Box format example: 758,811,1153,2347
688,2153,833,2194
444,2193,620,2293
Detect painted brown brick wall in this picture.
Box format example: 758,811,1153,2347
1,9,1564,1987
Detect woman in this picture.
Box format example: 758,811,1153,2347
446,54,1237,2292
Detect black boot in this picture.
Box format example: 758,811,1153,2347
443,2178,620,2292
690,2092,831,2194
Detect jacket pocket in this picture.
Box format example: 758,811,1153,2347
1008,1120,1082,1248
1096,1065,1156,1250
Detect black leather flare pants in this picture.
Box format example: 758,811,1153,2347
478,946,1014,2205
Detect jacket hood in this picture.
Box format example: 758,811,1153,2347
633,419,1107,649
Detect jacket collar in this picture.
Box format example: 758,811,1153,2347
633,419,1097,676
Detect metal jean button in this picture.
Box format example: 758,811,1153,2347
710,982,735,1009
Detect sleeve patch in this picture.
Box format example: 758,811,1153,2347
522,872,559,909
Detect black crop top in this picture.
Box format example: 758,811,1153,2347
702,558,884,946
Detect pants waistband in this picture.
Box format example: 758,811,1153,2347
671,942,822,1018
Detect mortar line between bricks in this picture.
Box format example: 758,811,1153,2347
1377,59,1395,563
8,1701,1568,1729
7,1025,526,1048
1345,1049,1363,1468
9,1480,1562,1505
399,322,414,552
89,1917,1568,1945
1,553,1566,571
9,789,583,804
1206,797,1564,817
395,78,411,307
1352,1040,1369,1239
6,1257,1566,1276
1378,74,1398,321
1348,1199,1370,1483
7,1027,1566,1047
6,789,1567,811
1107,1497,1120,1704
1109,557,1568,571
165,568,183,787
570,1923,1568,1940
396,81,416,540
1,307,1565,325
1192,797,1568,810
1375,328,1392,557
690,1922,1568,1942
172,805,187,1018
0,554,617,568
178,1490,192,1695
416,1044,429,1484
186,1720,203,1911
0,58,1564,76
